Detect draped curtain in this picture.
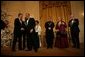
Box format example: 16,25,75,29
39,1,71,47
39,1,71,32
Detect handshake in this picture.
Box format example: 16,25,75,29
30,29,33,33
48,27,51,30
21,28,24,31
21,28,33,33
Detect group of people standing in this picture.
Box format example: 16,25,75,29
45,16,80,49
12,13,41,52
45,17,68,48
12,13,80,52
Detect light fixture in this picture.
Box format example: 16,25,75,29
82,12,84,16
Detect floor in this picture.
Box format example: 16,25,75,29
1,43,84,56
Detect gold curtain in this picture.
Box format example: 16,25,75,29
40,1,71,32
39,1,71,47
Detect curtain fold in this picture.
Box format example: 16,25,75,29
39,1,71,47
40,1,71,31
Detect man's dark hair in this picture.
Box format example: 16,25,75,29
18,13,23,17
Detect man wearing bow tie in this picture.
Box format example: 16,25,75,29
45,17,54,49
68,15,80,48
12,13,25,51
25,13,38,52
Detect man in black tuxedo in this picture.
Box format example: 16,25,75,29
68,15,80,48
45,17,54,49
25,13,38,52
12,13,25,51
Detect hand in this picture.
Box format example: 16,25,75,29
21,28,24,30
56,29,59,32
48,27,51,30
30,29,33,33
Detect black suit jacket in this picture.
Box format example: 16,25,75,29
68,18,80,32
45,21,54,32
25,18,35,33
14,18,25,36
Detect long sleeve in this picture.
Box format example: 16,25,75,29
64,22,67,28
14,18,19,31
28,18,35,30
38,25,42,35
14,18,20,34
52,22,54,28
76,19,79,25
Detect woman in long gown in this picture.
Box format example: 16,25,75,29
35,20,42,48
55,17,69,48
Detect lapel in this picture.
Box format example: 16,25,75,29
25,18,30,26
18,18,23,26
25,19,27,26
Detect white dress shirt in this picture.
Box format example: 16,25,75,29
35,25,41,35
26,18,29,25
71,19,74,24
